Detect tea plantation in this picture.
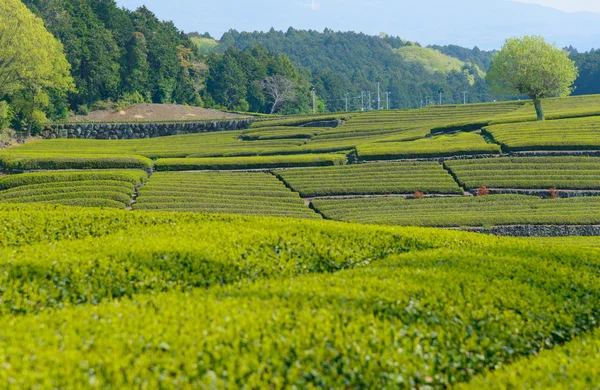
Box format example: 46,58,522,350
2,95,600,387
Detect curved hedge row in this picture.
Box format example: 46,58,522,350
135,171,319,218
313,195,600,227
276,161,462,197
0,153,153,171
446,156,600,190
0,170,148,190
154,154,347,171
357,132,501,161
0,205,599,387
484,116,600,151
0,170,147,208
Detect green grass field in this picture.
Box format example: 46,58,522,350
2,95,600,387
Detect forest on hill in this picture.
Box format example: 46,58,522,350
3,0,600,134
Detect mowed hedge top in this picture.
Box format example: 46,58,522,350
446,156,600,189
135,171,319,219
275,162,463,197
0,204,599,387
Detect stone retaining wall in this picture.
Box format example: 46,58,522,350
470,189,600,198
41,119,254,140
461,225,600,237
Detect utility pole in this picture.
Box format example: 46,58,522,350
425,96,429,106
462,91,468,105
377,82,381,110
310,87,316,114
438,88,444,105
345,93,349,112
360,91,364,111
368,91,372,111
385,92,390,110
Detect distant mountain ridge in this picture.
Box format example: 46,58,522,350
117,0,600,51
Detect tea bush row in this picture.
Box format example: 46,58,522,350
276,161,462,197
0,152,153,171
484,116,600,151
312,195,600,227
135,171,319,218
154,154,347,171
357,132,501,161
0,224,598,387
446,156,600,190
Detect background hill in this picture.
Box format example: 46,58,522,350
15,0,600,121
116,0,600,50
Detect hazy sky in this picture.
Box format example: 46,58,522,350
516,0,600,13
114,0,600,50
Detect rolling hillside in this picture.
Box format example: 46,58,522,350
2,93,600,386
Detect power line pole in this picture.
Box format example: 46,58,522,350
462,91,468,105
311,87,316,114
345,93,349,112
438,88,444,105
360,91,364,111
377,82,381,110
368,91,372,111
385,92,390,110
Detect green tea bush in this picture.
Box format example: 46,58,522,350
154,154,347,171
446,156,600,189
0,170,148,190
484,116,600,151
0,210,597,387
313,195,600,227
461,329,600,389
135,171,319,218
276,161,462,197
0,170,147,208
0,152,153,171
357,132,501,161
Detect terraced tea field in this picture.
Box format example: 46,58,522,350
485,116,600,151
0,170,147,208
134,171,318,218
3,96,600,387
446,156,600,190
357,132,501,160
275,162,462,197
313,195,600,227
0,204,599,387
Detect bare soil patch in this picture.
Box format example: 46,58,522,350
68,104,247,122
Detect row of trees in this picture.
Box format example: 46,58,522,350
203,47,313,114
218,28,497,111
0,0,583,135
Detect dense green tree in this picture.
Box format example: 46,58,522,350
571,49,600,96
0,0,74,134
205,47,307,114
219,29,500,111
22,0,201,109
487,36,578,120
122,32,150,96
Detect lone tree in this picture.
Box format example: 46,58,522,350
262,75,296,114
487,36,578,121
